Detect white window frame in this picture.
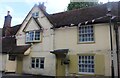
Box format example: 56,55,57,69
26,30,41,43
78,55,95,74
78,25,94,43
31,57,44,69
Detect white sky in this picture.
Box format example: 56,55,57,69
0,0,119,28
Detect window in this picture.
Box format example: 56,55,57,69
32,12,39,18
31,57,44,69
78,25,94,43
9,55,16,61
26,30,41,42
78,55,94,74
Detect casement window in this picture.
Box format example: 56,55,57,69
26,30,41,42
78,55,94,74
32,12,39,18
31,57,44,69
78,25,94,43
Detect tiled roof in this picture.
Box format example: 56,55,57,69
2,37,16,54
1,23,31,54
8,45,31,55
1,24,22,54
48,2,120,28
2,24,21,36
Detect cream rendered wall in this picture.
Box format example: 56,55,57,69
0,54,7,71
16,6,55,76
24,18,40,31
5,54,16,72
54,24,116,76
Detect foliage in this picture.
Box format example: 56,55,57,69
67,2,100,10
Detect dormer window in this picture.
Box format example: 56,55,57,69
26,30,41,43
32,12,39,18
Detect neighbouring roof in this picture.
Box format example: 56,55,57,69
1,24,21,54
2,24,21,36
0,24,31,54
1,36,31,54
2,37,16,54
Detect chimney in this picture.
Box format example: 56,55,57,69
3,11,12,27
39,2,46,11
3,11,12,36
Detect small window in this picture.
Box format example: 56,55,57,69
31,57,44,69
78,55,94,74
78,25,94,43
26,30,41,43
32,12,39,18
9,55,16,61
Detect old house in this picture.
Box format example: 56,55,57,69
1,2,120,77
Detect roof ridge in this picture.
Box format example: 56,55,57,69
50,2,105,16
50,2,119,16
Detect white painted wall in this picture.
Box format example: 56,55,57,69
17,5,55,76
23,52,56,76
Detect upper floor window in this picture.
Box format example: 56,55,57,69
78,25,94,43
32,12,39,18
31,57,44,69
26,30,41,43
78,55,94,74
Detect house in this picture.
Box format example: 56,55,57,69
1,2,120,77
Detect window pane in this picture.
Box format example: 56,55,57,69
36,63,39,68
35,31,40,40
40,64,44,68
31,58,35,68
32,58,35,63
40,58,44,69
32,64,35,68
29,31,34,41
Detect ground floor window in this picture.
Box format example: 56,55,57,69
78,55,94,74
31,57,44,69
9,55,16,61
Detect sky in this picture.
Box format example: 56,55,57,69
0,0,120,28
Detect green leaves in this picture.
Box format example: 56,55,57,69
67,2,99,11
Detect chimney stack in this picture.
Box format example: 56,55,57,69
3,11,12,36
4,11,12,27
39,2,46,11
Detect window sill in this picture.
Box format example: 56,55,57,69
78,72,95,75
26,40,42,43
31,68,44,70
77,41,95,44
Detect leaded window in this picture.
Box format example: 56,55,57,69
79,55,94,73
79,25,94,42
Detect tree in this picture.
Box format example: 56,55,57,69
67,2,100,10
